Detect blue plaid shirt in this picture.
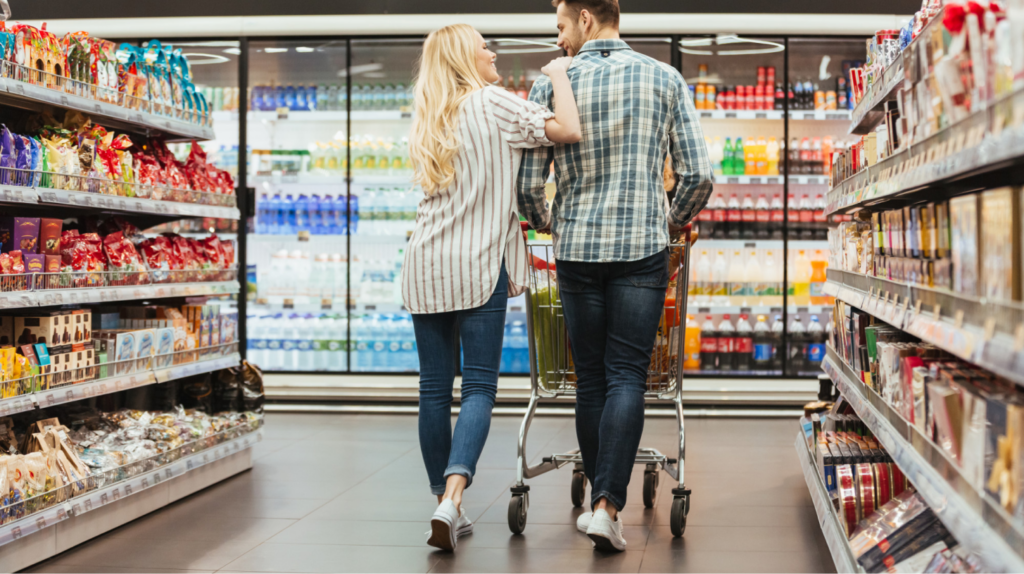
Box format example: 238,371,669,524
517,39,714,262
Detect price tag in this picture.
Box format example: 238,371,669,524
40,191,58,203
11,83,24,95
914,300,922,317
984,317,996,341
954,309,965,330
932,304,941,322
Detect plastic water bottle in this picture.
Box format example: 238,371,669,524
268,193,282,234
348,194,360,235
332,315,349,371
297,314,315,370
334,195,348,235
295,86,307,111
317,84,329,111
335,84,347,112
274,85,286,109
771,315,784,371
284,85,297,110
753,315,772,370
384,84,397,110
256,194,268,234
509,320,528,373
369,315,387,370
295,194,310,232
308,194,322,234
265,314,284,370
320,194,335,234
247,315,264,366
350,316,365,369
306,86,318,111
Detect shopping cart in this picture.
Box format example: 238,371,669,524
507,224,694,537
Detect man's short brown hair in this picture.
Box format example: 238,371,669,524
552,0,620,28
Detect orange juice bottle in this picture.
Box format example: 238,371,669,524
809,259,829,305
684,314,701,371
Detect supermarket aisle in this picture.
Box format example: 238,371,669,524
26,413,834,573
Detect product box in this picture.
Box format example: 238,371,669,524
0,316,12,347
950,195,980,297
23,253,44,274
935,201,951,259
38,218,62,256
136,329,155,370
0,217,40,253
155,327,174,367
113,331,138,375
15,312,63,348
44,254,60,273
980,188,1021,301
220,311,237,345
72,309,91,343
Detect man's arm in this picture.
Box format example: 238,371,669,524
666,76,714,228
517,78,555,232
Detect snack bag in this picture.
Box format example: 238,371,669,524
102,231,148,285
138,236,170,282
0,126,15,186
12,134,29,187
28,137,42,187
202,235,223,270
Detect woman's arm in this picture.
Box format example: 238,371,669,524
540,57,582,144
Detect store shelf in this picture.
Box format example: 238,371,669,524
795,431,864,574
252,174,411,187
828,86,1024,216
822,346,1024,572
0,426,260,570
0,348,241,418
848,52,904,135
0,277,238,310
697,110,851,121
36,187,240,220
216,110,412,123
824,268,1024,388
686,303,829,315
0,75,213,142
714,175,829,186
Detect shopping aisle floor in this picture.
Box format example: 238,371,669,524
26,413,835,573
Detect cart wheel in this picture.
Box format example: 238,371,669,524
508,494,528,534
570,472,587,508
670,496,688,537
643,472,659,508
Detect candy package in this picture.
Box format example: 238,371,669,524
137,235,170,283
102,231,148,285
0,126,15,186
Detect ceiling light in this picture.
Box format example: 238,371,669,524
336,63,385,78
182,53,231,65
296,47,315,53
265,47,288,54
491,38,560,54
222,48,241,55
678,35,784,56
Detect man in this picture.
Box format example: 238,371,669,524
517,0,713,552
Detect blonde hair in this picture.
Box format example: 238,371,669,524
409,24,489,195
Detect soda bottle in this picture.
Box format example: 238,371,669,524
764,250,782,306
807,316,826,366
813,195,829,239
727,250,745,305
710,137,724,176
771,315,784,370
769,194,784,239
710,194,727,238
722,138,734,175
754,194,770,239
726,194,742,239
734,314,753,371
695,84,706,109
744,136,757,175
799,194,815,238
740,194,756,239
684,315,701,371
734,137,745,175
706,85,717,109
793,81,804,110
789,316,807,373
774,84,784,110
700,315,718,371
745,250,764,305
711,250,729,305
766,137,779,176
745,85,755,110
756,136,768,175
793,249,811,305
788,193,801,239
695,249,711,304
753,315,773,369
789,138,801,175
717,315,735,371
809,257,829,305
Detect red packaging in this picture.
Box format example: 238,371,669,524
757,66,766,86
218,239,235,269
44,255,60,273
0,253,11,274
754,85,765,110
39,218,63,256
188,238,210,270
745,86,755,110
875,462,892,507
735,85,745,110
166,234,199,270
9,250,24,274
856,463,876,519
202,235,223,269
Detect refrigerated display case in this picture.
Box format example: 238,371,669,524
191,33,867,380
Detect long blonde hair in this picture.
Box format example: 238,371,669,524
409,24,490,195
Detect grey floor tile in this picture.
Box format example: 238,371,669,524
45,536,260,571
460,523,650,551
639,548,827,573
106,514,296,544
429,547,644,573
266,519,432,546
27,566,212,573
221,542,438,573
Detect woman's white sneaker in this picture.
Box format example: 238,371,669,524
456,506,474,537
586,509,626,552
576,512,593,533
427,499,459,551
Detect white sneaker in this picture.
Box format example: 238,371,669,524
576,512,592,533
456,506,473,538
586,509,626,552
428,499,459,551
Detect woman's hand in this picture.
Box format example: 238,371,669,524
541,56,573,77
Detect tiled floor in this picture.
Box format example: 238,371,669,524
26,413,835,573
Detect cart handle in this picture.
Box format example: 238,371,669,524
521,221,556,271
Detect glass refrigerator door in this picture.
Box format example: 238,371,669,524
349,40,420,373
244,40,350,373
683,35,786,376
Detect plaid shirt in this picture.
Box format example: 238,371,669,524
517,39,714,262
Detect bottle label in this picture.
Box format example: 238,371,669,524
741,209,756,222
753,282,770,296
727,210,742,222
799,210,814,223
735,337,753,354
809,282,826,297
718,337,733,353
729,282,745,297
356,341,369,352
813,210,828,223
700,337,718,353
389,341,401,352
298,340,312,351
807,343,826,363
253,339,268,350
756,211,770,223
373,341,386,353
711,282,727,296
328,340,343,352
771,210,784,222
753,343,773,362
712,209,726,222
282,340,297,352
788,211,800,223
698,210,713,221
311,340,325,352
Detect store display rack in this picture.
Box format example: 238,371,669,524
0,269,238,309
822,346,1024,572
795,430,863,574
0,63,214,142
714,175,829,186
214,110,411,123
827,87,1024,216
0,344,241,418
848,53,905,136
698,110,852,121
823,268,1024,388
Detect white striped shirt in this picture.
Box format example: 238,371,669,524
402,86,555,314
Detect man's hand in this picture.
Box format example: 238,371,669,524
668,221,697,244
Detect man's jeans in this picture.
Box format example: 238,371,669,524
556,249,668,510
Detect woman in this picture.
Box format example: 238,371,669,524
404,24,580,552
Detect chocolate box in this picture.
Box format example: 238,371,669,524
2,217,40,254
44,254,60,273
39,218,62,256
23,253,44,274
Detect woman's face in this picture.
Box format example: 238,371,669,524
474,32,500,84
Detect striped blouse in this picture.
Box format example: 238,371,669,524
402,86,555,314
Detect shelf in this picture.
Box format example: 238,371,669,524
215,110,412,123
0,71,213,142
822,346,1024,572
0,347,241,418
686,303,829,315
828,86,1024,217
714,175,829,186
251,174,412,187
36,187,240,220
697,110,851,121
824,268,1024,388
795,430,864,573
848,52,905,135
0,426,260,555
0,275,238,310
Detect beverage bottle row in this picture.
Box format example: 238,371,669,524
357,188,420,236
787,137,832,176
690,249,785,306
501,320,530,373
263,250,349,301
706,136,780,176
787,315,829,372
250,83,413,112
697,314,780,372
257,193,359,235
788,250,833,306
692,64,779,111
790,80,845,111
350,137,413,176
247,313,350,371
695,193,830,240
200,86,241,112
351,313,419,371
498,74,531,100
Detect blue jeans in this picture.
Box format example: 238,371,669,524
557,249,668,511
413,263,508,495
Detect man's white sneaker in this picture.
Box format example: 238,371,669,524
576,512,592,534
427,499,459,551
586,508,626,552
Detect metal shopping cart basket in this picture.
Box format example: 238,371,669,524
508,224,694,537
